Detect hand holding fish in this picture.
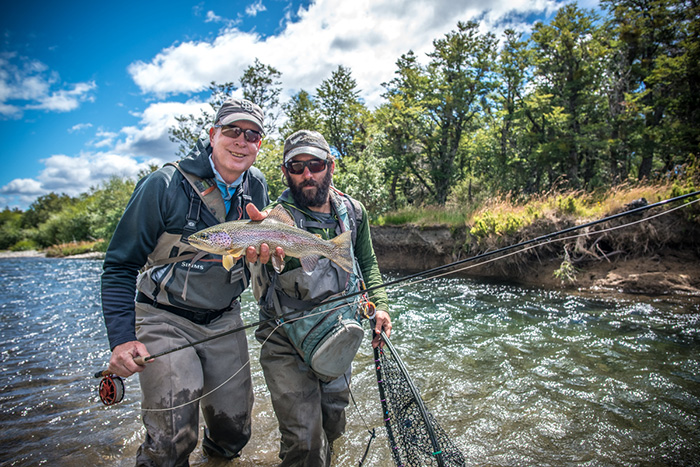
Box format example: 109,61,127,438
244,204,286,265
189,203,354,274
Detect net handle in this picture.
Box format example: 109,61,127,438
373,323,446,466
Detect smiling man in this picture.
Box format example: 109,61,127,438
100,98,269,465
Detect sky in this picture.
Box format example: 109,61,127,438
0,0,596,211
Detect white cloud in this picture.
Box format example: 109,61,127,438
113,99,212,160
68,123,93,133
0,99,211,209
128,0,565,108
0,52,97,118
246,0,266,16
0,152,155,209
205,10,224,23
0,178,43,195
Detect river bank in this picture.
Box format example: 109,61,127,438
3,206,699,296
370,207,700,297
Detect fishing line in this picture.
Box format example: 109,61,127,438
394,195,700,289
95,190,699,402
352,189,700,302
111,304,354,411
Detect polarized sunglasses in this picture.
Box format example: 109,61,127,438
214,124,263,143
284,159,328,175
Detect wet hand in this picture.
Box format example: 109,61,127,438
372,309,392,348
108,341,150,378
244,204,286,264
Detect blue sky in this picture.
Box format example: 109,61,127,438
0,0,591,210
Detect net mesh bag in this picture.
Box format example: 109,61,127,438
374,333,467,466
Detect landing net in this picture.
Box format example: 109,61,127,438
374,332,467,466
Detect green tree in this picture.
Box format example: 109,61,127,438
315,65,368,163
530,4,608,188
87,176,141,248
240,58,283,135
0,207,24,250
383,21,498,204
279,90,322,139
600,0,685,179
486,29,536,193
21,193,77,229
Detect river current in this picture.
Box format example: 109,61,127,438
1,257,699,466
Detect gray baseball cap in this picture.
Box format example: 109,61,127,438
283,130,331,164
215,97,264,133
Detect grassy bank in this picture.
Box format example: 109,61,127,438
377,181,698,238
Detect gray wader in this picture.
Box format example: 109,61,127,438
256,320,350,467
134,301,253,466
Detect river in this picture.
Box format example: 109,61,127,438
1,257,699,466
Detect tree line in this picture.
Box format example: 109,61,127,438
1,0,697,252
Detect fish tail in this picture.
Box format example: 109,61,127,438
329,230,354,274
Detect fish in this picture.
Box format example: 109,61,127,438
187,204,354,274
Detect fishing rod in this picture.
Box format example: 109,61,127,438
355,189,700,301
94,189,700,404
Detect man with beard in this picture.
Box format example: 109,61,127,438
245,129,392,466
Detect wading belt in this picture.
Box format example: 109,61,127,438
136,292,229,325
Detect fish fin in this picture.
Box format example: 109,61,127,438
329,230,354,274
300,255,320,274
271,255,286,273
222,254,237,271
264,204,295,226
227,246,245,257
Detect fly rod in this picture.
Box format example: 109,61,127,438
95,189,700,404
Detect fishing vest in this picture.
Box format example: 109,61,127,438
135,162,254,318
260,188,366,380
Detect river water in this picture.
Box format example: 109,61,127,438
1,257,699,466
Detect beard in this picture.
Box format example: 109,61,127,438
287,168,333,209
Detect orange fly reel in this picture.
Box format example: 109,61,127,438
98,374,125,406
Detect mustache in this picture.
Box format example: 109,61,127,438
300,180,318,188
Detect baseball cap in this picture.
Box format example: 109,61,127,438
215,98,264,133
283,130,331,164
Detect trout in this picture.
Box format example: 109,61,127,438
188,204,354,274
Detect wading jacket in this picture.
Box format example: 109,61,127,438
251,188,388,320
101,137,269,350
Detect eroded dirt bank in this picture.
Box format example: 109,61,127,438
370,208,700,296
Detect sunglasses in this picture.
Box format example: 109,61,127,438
284,159,328,175
214,124,263,143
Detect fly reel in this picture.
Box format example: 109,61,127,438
97,373,125,406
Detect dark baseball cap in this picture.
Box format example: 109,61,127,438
283,130,331,164
215,97,264,133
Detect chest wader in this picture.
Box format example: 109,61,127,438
261,190,366,380
135,162,251,322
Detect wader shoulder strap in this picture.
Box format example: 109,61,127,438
166,161,227,224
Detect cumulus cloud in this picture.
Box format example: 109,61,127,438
128,0,564,108
113,99,212,161
0,52,97,118
0,98,210,209
0,151,156,210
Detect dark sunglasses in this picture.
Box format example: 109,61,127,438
284,159,328,175
214,124,263,143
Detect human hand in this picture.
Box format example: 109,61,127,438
372,309,392,348
245,204,285,264
108,340,150,378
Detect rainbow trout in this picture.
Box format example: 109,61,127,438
188,204,354,274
